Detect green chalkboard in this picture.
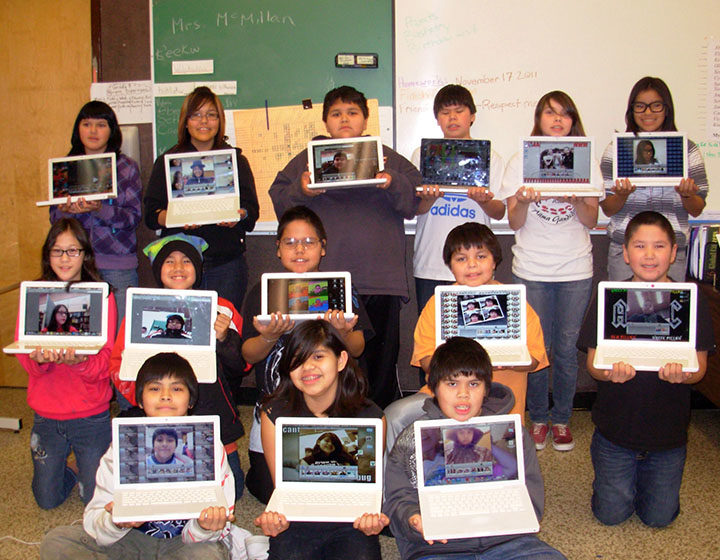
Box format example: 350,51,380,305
151,0,392,155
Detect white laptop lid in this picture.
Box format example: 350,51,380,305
434,285,527,351
413,414,538,540
112,415,227,522
164,149,240,226
38,153,117,207
270,416,383,521
4,281,109,354
259,272,354,322
520,136,601,195
419,138,491,190
307,137,385,189
612,132,688,186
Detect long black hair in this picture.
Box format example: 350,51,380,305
68,101,123,155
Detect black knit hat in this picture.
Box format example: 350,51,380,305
143,234,207,289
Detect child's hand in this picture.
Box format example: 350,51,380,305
675,178,699,198
214,312,232,342
217,220,239,228
606,362,636,383
658,363,691,384
253,312,294,343
353,512,389,535
198,506,234,531
409,513,447,545
75,197,102,213
254,511,290,536
104,502,143,529
322,309,358,337
416,185,444,200
182,223,202,230
376,171,392,189
301,170,324,197
56,348,88,366
611,178,635,198
515,186,541,204
467,186,495,204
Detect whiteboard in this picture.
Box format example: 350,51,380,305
395,0,720,215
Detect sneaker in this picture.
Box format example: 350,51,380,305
531,423,550,450
551,424,575,451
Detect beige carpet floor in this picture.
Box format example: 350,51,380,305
1,387,718,559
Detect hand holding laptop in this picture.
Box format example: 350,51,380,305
57,196,102,214
29,347,88,366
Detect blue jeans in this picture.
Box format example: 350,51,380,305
227,449,245,501
201,254,248,313
417,535,566,559
590,429,686,527
415,277,453,316
513,275,592,425
99,267,138,329
31,411,111,509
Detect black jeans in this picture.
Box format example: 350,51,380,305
269,522,381,560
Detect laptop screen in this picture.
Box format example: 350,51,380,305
602,286,692,342
280,423,378,483
266,276,348,315
50,154,115,199
23,285,105,337
127,293,213,346
438,288,523,341
522,139,592,186
116,421,216,485
420,139,490,187
166,150,237,199
310,140,381,184
615,135,685,180
418,419,520,487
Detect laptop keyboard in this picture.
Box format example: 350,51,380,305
283,490,376,509
173,199,236,215
601,347,689,366
428,488,523,517
121,487,218,507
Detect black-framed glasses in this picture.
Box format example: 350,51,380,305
49,248,84,258
279,237,321,249
188,111,220,121
632,101,665,113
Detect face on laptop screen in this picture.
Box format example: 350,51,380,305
615,136,684,179
51,155,114,199
602,287,691,342
522,140,592,185
117,422,216,484
438,290,523,341
311,141,380,184
128,294,213,345
419,420,519,487
280,424,378,483
267,277,347,315
168,153,236,199
421,139,490,187
23,286,104,336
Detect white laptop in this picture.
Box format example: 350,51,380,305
414,414,539,541
593,281,698,372
164,149,241,227
434,285,531,367
418,138,491,193
265,417,383,522
37,153,117,207
307,137,385,189
520,136,602,196
612,132,688,186
112,415,229,523
119,288,218,383
256,272,355,325
4,281,109,355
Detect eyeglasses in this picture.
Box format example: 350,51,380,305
56,310,68,315
279,237,321,249
49,248,84,258
632,101,665,113
188,111,220,121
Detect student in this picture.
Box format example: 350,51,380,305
50,100,142,327
445,426,492,464
144,86,260,312
301,432,357,466
269,85,422,409
242,205,372,503
635,139,658,165
254,320,388,560
577,211,715,527
495,91,601,451
39,353,235,559
14,218,116,509
146,428,192,466
384,337,566,560
42,304,78,333
600,76,709,281
413,84,506,313
148,314,191,339
109,233,248,500
411,222,548,417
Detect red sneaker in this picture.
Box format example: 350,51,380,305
551,424,575,451
531,423,549,450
